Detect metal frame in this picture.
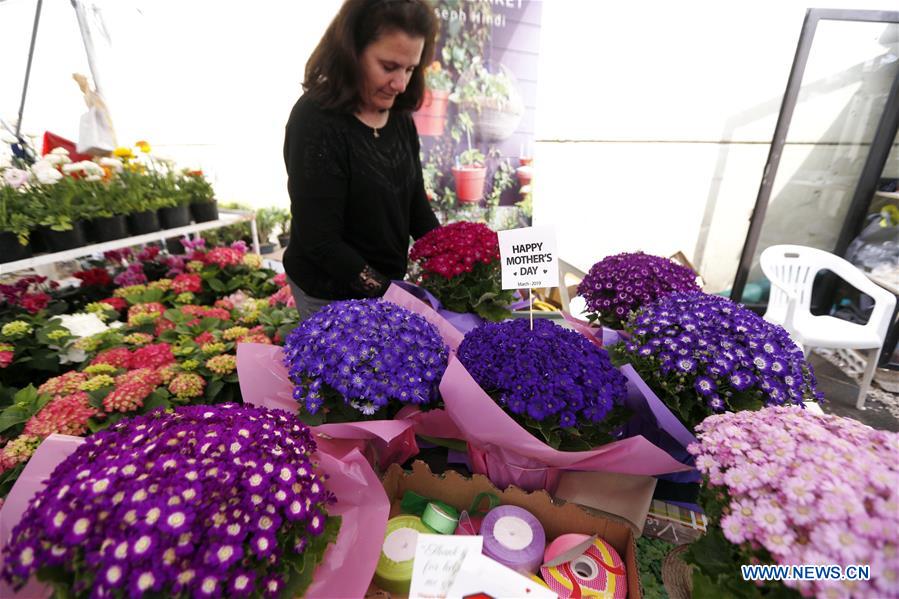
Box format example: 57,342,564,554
731,8,899,303
0,210,260,276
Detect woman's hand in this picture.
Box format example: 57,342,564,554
351,264,390,297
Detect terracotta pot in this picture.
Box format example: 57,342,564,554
452,165,487,203
412,89,450,137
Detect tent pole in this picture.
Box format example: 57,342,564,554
71,0,103,95
15,0,44,139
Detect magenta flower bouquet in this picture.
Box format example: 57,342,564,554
578,252,700,329
685,407,899,598
1,404,340,598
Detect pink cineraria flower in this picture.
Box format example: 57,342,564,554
691,406,899,598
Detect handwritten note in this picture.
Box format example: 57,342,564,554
408,534,483,599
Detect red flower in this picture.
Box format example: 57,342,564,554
130,343,175,370
74,268,112,288
204,247,243,268
19,293,50,314
195,331,215,345
204,308,232,321
100,297,127,312
0,351,13,368
172,273,202,294
410,221,501,279
91,347,132,370
155,318,176,336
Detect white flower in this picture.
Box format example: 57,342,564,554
43,152,71,166
31,163,63,185
98,157,123,172
50,147,70,156
2,168,28,189
55,313,109,339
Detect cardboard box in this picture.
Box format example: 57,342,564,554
367,461,642,598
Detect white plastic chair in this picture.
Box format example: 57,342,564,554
760,244,897,409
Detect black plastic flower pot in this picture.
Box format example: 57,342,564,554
277,234,290,248
190,201,219,223
88,214,128,243
0,231,33,263
259,242,276,255
127,210,161,235
40,221,87,253
159,204,191,229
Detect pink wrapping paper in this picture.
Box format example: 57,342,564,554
440,356,693,493
0,436,389,599
560,311,623,347
237,343,421,468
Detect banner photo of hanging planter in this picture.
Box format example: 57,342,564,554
0,406,390,599
440,318,693,494
420,1,542,229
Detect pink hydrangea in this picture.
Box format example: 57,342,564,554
0,345,13,369
24,392,97,437
689,407,899,598
130,343,175,370
268,285,295,308
171,273,202,294
114,367,162,388
90,347,132,370
127,302,166,326
103,381,155,413
38,371,90,396
204,247,243,268
0,434,41,474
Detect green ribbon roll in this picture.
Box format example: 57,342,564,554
373,515,431,595
422,502,460,534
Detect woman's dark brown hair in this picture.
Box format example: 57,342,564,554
303,0,438,113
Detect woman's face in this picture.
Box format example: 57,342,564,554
358,29,424,113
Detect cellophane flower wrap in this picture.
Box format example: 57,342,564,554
1,404,340,598
282,299,449,423
611,292,818,429
578,252,700,329
457,318,630,450
409,221,514,321
685,407,899,599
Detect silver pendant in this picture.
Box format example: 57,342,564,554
373,128,380,138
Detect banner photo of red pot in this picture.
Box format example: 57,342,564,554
0,418,389,598
441,351,693,493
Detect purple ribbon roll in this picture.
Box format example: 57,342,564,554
481,505,546,574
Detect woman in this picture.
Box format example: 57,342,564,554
283,0,440,320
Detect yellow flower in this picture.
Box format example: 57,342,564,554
135,140,152,153
429,61,441,72
113,147,135,160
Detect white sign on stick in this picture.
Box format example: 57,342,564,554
497,226,558,290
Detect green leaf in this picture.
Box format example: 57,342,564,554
207,278,226,292
143,389,172,412
27,351,61,372
206,379,225,401
0,461,27,498
473,301,512,322
280,515,342,598
0,386,51,434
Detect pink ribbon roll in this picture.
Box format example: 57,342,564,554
481,505,545,574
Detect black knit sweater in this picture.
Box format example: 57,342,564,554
282,95,439,300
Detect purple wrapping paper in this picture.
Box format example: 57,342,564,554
389,280,485,335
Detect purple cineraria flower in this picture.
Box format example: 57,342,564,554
617,292,818,429
578,252,700,329
458,318,628,450
1,404,338,597
283,299,448,420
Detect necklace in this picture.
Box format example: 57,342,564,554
372,126,380,139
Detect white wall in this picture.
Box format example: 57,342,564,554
3,0,897,290
534,0,899,291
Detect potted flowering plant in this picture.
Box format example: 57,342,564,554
457,319,630,451
1,404,341,598
282,299,449,424
409,221,514,321
611,292,819,430
578,252,701,329
181,169,219,222
0,170,34,262
683,407,899,599
413,61,453,136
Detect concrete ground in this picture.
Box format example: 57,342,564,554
811,352,899,432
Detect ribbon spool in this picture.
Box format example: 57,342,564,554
455,492,500,535
540,534,628,599
373,515,431,594
481,505,546,574
422,502,460,534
